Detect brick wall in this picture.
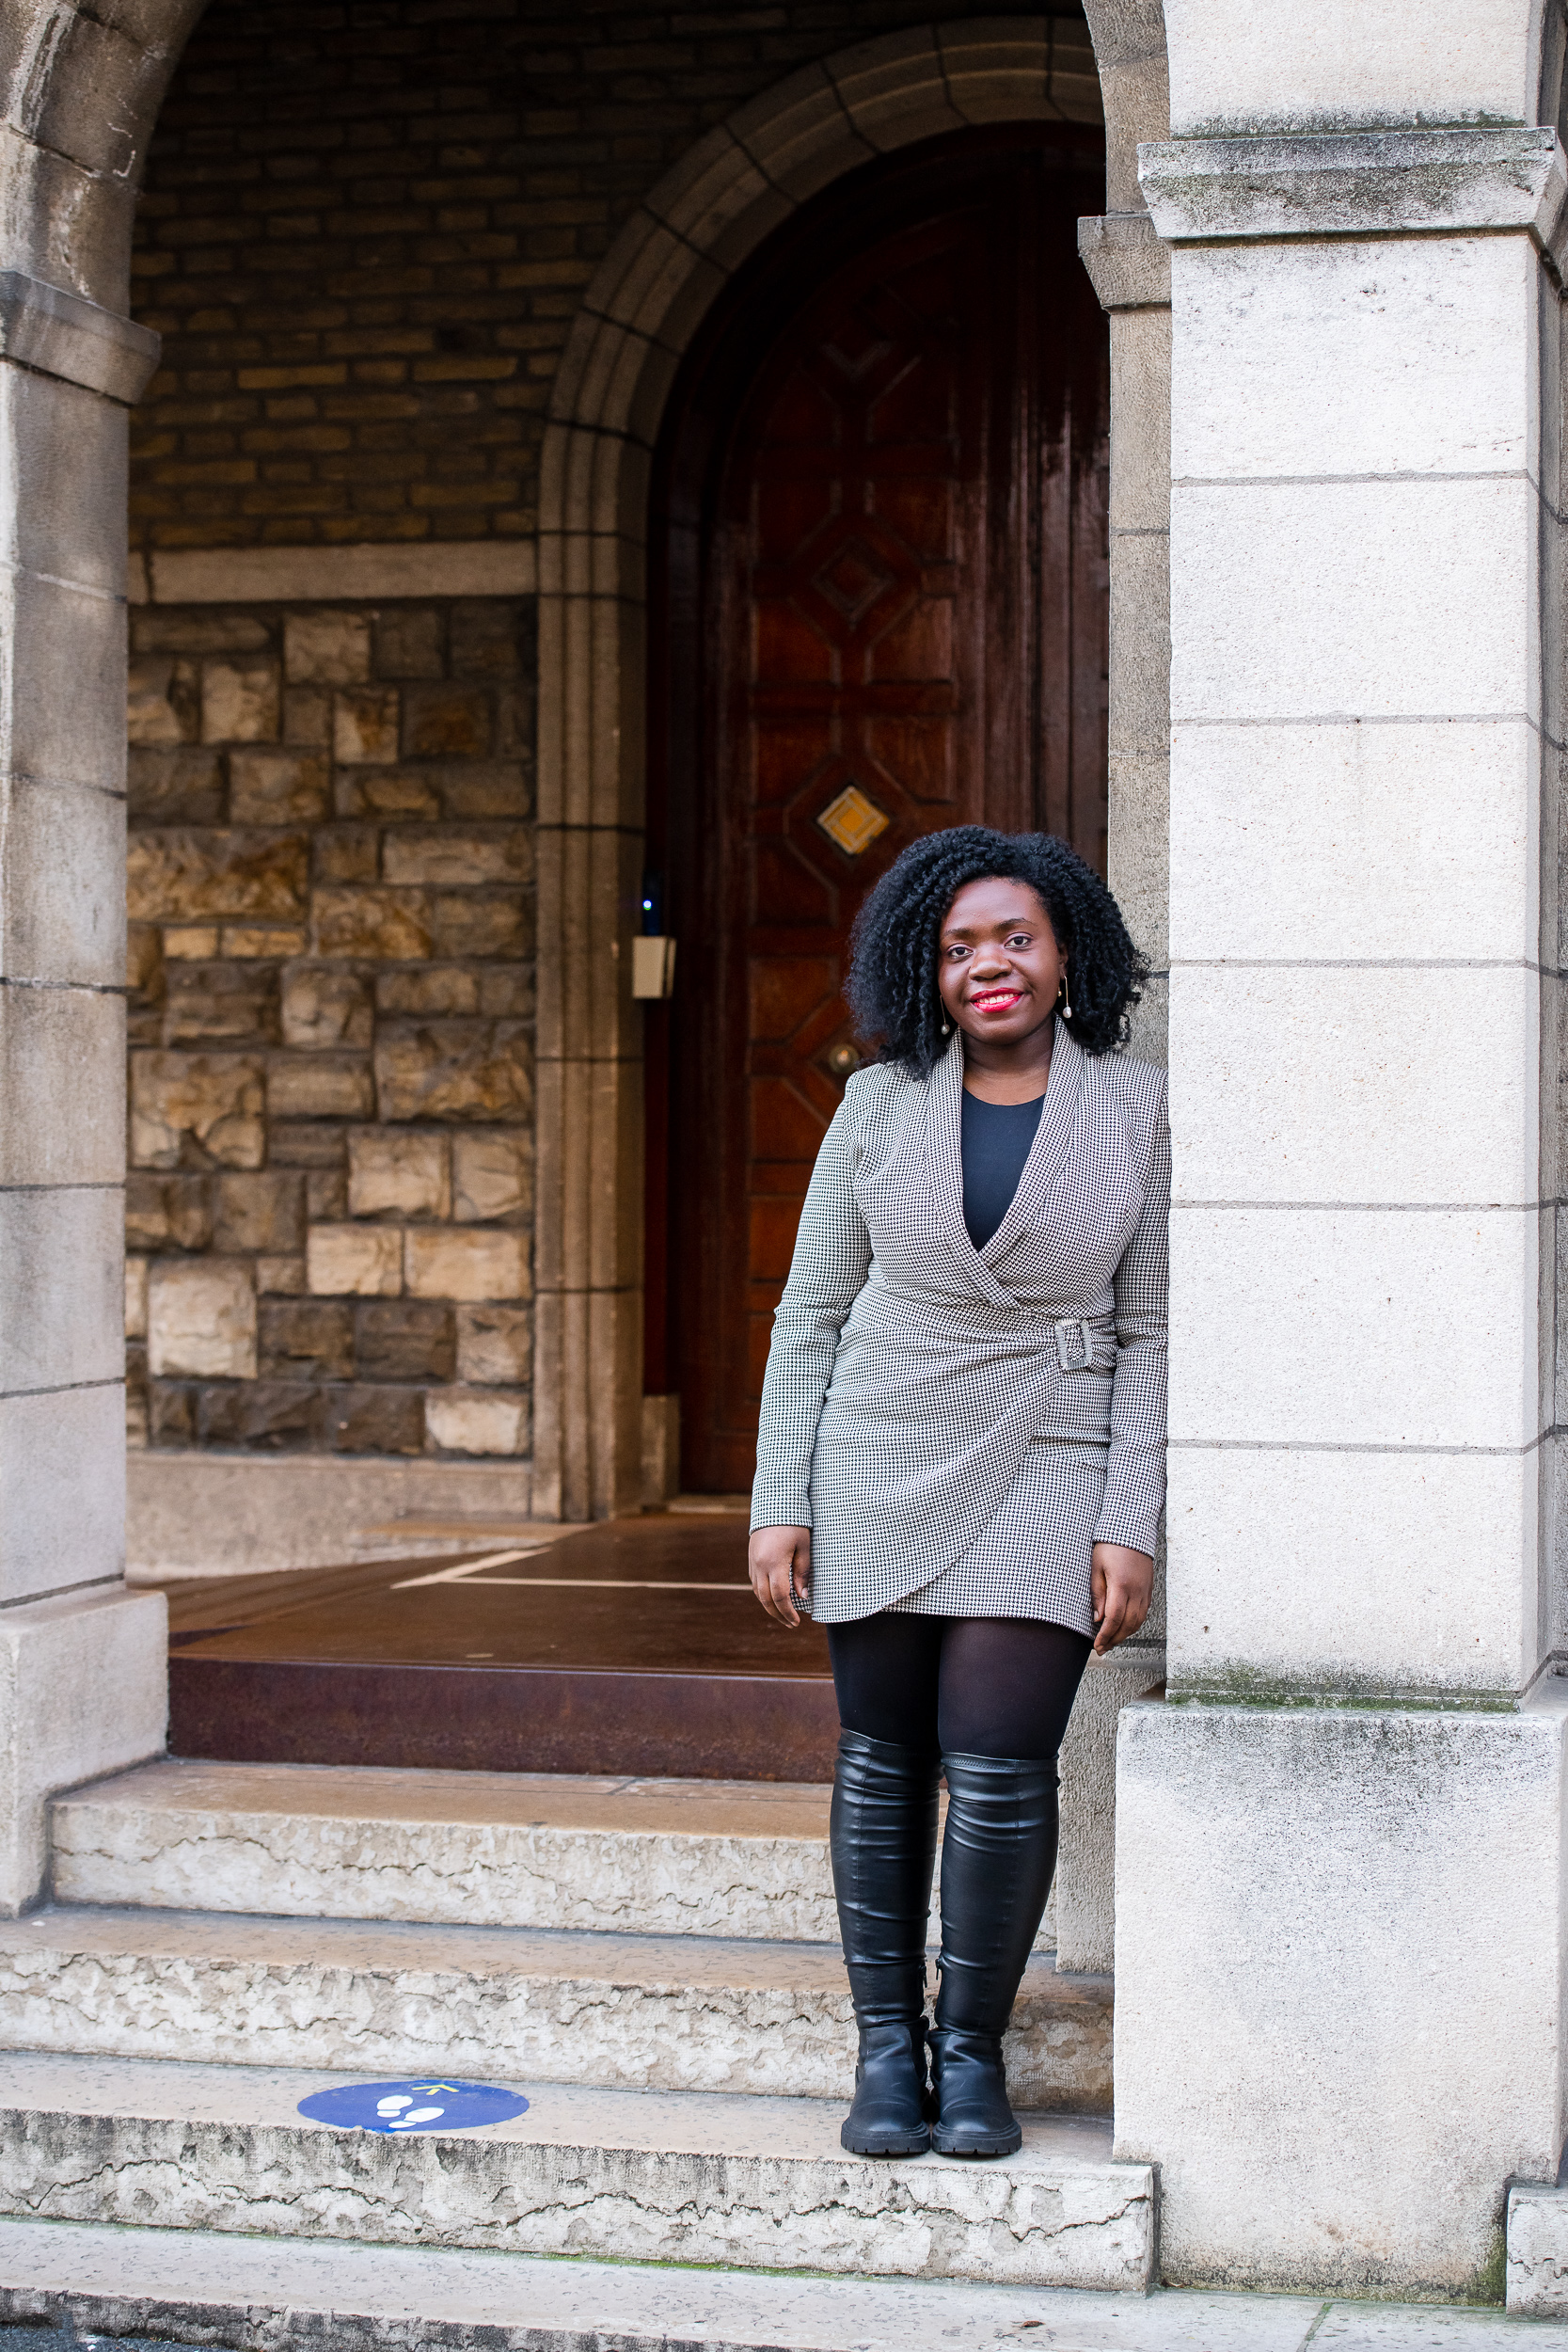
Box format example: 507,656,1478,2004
131,0,1086,554
125,598,536,1459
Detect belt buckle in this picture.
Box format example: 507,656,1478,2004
1053,1317,1092,1374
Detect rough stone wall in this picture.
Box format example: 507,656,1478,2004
130,0,1087,557
125,598,536,1459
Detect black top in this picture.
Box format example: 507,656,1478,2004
960,1089,1045,1250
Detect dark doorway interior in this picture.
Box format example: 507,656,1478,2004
647,128,1109,1496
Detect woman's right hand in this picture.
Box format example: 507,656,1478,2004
748,1525,811,1628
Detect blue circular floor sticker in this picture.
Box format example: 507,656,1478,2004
297,2078,529,2134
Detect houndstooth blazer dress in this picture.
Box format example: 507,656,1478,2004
750,1021,1168,1634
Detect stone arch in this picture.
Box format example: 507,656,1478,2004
532,17,1149,1522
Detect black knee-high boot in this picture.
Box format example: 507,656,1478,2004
830,1728,942,2156
929,1751,1059,2158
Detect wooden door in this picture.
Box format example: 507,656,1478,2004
651,135,1108,1495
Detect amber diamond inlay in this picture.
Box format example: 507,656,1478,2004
817,784,891,857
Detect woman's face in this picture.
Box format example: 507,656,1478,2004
936,877,1065,1051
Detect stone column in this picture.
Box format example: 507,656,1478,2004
1061,0,1172,1976
0,270,166,1912
1114,86,1568,2296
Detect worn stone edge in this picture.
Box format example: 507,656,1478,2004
0,271,160,405
1078,213,1171,310
1137,126,1568,275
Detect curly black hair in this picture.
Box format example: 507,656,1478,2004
846,826,1148,1076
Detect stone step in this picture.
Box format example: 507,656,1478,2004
0,2050,1153,2292
0,1904,1111,2111
51,1758,1057,1947
1507,2178,1568,2314
0,2217,1333,2352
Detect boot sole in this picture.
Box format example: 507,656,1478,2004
932,2128,1023,2158
841,2127,931,2157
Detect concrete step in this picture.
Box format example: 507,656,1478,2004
1508,2178,1568,2314
51,1758,1057,1947
0,2217,1341,2352
0,2050,1152,2291
0,1904,1111,2110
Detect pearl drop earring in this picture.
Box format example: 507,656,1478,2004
1059,974,1072,1021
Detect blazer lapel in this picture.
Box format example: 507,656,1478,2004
981,1018,1084,1268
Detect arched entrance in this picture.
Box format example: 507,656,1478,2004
645,130,1109,1493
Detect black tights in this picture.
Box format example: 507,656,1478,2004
827,1612,1092,1761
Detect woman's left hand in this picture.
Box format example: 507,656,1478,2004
1090,1543,1153,1654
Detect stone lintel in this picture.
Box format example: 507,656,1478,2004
1138,126,1568,276
0,270,160,406
130,541,540,606
1078,211,1172,311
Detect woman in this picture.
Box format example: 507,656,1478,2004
748,825,1166,2163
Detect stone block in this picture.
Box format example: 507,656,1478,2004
455,1303,531,1385
1,771,126,989
200,660,279,745
307,1225,403,1297
453,1131,531,1222
279,966,373,1052
451,599,526,676
130,1054,265,1172
1169,719,1535,964
425,1388,529,1455
347,1129,450,1219
312,887,432,961
164,929,219,961
1169,1444,1536,1701
0,1588,166,1912
1173,235,1533,485
480,967,534,1018
356,1299,455,1382
375,607,445,678
163,963,278,1048
126,748,224,825
269,1125,348,1169
283,688,332,748
259,1299,356,1382
229,750,331,826
313,826,379,884
333,688,401,764
212,1172,306,1256
402,683,492,758
1170,1202,1537,1452
1114,1690,1568,2296
125,1257,149,1341
223,927,308,961
125,1173,214,1253
198,1381,323,1450
376,1023,531,1125
5,573,129,796
308,1169,348,1220
1509,2182,1568,2313
127,831,309,923
376,967,480,1017
324,1385,426,1454
257,1257,306,1296
1164,2,1538,140
1171,475,1533,725
334,769,442,821
0,1186,123,1395
405,1228,529,1302
127,656,198,747
430,892,531,961
441,761,532,819
1171,964,1536,1207
382,829,530,887
134,614,270,656
267,1057,374,1120
0,1375,126,1605
147,1259,257,1381
284,612,372,687
149,1383,196,1446
0,987,122,1188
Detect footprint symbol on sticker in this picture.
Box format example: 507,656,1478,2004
377,2095,445,2128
